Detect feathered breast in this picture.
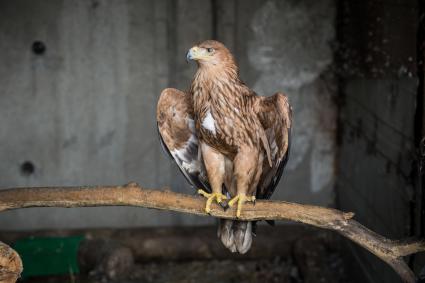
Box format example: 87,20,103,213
190,71,271,163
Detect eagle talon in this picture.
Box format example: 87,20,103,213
197,189,227,213
228,194,256,218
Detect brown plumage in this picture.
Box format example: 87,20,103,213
157,40,291,254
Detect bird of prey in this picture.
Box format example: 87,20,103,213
157,40,291,254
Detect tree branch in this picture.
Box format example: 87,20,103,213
0,182,423,283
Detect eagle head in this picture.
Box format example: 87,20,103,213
186,40,236,70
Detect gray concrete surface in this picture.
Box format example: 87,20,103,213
0,0,336,230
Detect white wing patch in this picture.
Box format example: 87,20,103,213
170,135,200,174
202,110,216,135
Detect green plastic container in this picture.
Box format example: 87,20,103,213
13,235,84,278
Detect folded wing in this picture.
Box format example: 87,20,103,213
157,88,210,192
255,93,292,199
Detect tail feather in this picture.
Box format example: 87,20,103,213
218,219,236,252
218,220,252,254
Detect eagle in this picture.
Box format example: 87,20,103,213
157,40,291,254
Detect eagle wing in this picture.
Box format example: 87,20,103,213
255,92,292,199
157,88,210,192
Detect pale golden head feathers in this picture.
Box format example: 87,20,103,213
186,40,237,74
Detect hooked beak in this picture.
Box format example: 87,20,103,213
186,49,193,62
186,46,201,62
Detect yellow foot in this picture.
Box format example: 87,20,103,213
228,194,256,218
197,189,227,214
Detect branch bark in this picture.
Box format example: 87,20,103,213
0,182,423,283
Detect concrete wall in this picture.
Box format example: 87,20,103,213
0,0,337,230
336,0,419,282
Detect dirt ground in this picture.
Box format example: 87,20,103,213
22,248,350,283
10,225,352,283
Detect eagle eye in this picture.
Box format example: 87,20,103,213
206,47,214,53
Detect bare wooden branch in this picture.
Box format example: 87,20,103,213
0,241,22,283
0,182,423,283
